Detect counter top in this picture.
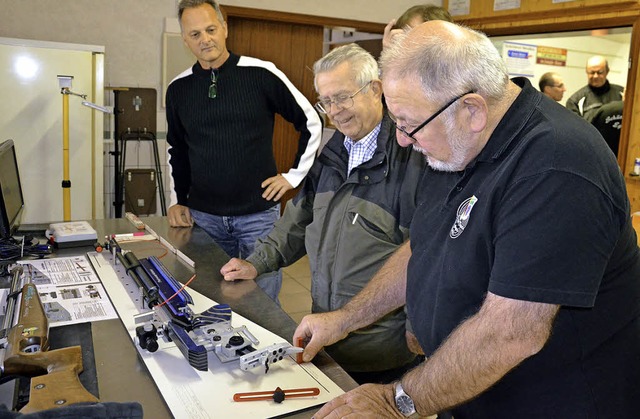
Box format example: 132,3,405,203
87,217,357,418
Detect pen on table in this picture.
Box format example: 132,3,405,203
110,232,146,239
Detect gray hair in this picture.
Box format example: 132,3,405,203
379,23,508,105
313,43,379,91
178,0,224,23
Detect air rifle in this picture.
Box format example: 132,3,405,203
0,265,98,413
113,246,301,373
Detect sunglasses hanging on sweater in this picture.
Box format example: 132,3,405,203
209,69,218,99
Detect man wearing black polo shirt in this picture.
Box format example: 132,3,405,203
294,21,640,418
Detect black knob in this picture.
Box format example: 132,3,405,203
228,335,245,346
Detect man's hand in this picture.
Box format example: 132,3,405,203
382,19,404,50
313,383,402,418
261,174,293,201
220,258,258,281
293,312,351,363
168,204,193,227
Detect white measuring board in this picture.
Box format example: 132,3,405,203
87,251,344,419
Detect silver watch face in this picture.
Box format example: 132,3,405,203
397,394,416,415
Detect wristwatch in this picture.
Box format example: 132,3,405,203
394,381,417,417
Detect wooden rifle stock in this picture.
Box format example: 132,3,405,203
2,282,98,413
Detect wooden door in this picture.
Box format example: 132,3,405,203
226,17,324,209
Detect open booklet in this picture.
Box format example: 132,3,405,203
17,256,118,327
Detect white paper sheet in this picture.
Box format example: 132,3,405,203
17,256,118,327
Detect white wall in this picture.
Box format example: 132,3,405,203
0,38,104,223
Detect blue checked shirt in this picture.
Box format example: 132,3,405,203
343,122,381,177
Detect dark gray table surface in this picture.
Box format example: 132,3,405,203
82,217,357,418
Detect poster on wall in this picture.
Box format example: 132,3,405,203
494,0,521,11
536,46,567,67
448,0,470,16
502,41,537,77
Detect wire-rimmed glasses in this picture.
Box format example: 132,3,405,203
390,90,474,141
314,81,372,114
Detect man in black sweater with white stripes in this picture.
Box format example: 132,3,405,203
166,0,322,301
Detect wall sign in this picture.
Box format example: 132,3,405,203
502,41,537,77
536,45,567,67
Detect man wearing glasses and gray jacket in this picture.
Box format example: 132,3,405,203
221,43,426,384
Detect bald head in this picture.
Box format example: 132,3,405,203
587,55,608,69
380,21,508,104
586,55,609,88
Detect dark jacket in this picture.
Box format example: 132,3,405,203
247,113,426,371
565,80,624,122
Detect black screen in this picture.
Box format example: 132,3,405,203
0,140,24,239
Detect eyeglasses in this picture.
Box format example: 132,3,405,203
390,90,474,141
551,83,565,88
587,70,606,76
209,69,218,99
315,81,371,114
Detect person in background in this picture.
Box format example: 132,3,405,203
382,4,453,50
221,43,426,384
166,0,322,302
566,55,624,122
295,20,640,418
591,88,625,157
538,71,566,102
381,3,454,359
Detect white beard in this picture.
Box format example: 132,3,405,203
419,121,471,173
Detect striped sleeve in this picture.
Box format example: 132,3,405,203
237,56,322,187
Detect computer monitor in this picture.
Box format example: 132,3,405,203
0,140,24,239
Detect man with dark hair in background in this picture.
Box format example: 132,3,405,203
382,4,453,50
380,3,454,358
539,71,566,102
166,0,322,301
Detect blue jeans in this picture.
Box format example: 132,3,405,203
190,205,282,303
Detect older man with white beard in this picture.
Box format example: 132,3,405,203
294,21,640,419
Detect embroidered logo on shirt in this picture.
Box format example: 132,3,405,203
450,195,478,239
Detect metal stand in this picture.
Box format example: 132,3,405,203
115,130,167,216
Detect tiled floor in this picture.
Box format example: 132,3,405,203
280,255,312,324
